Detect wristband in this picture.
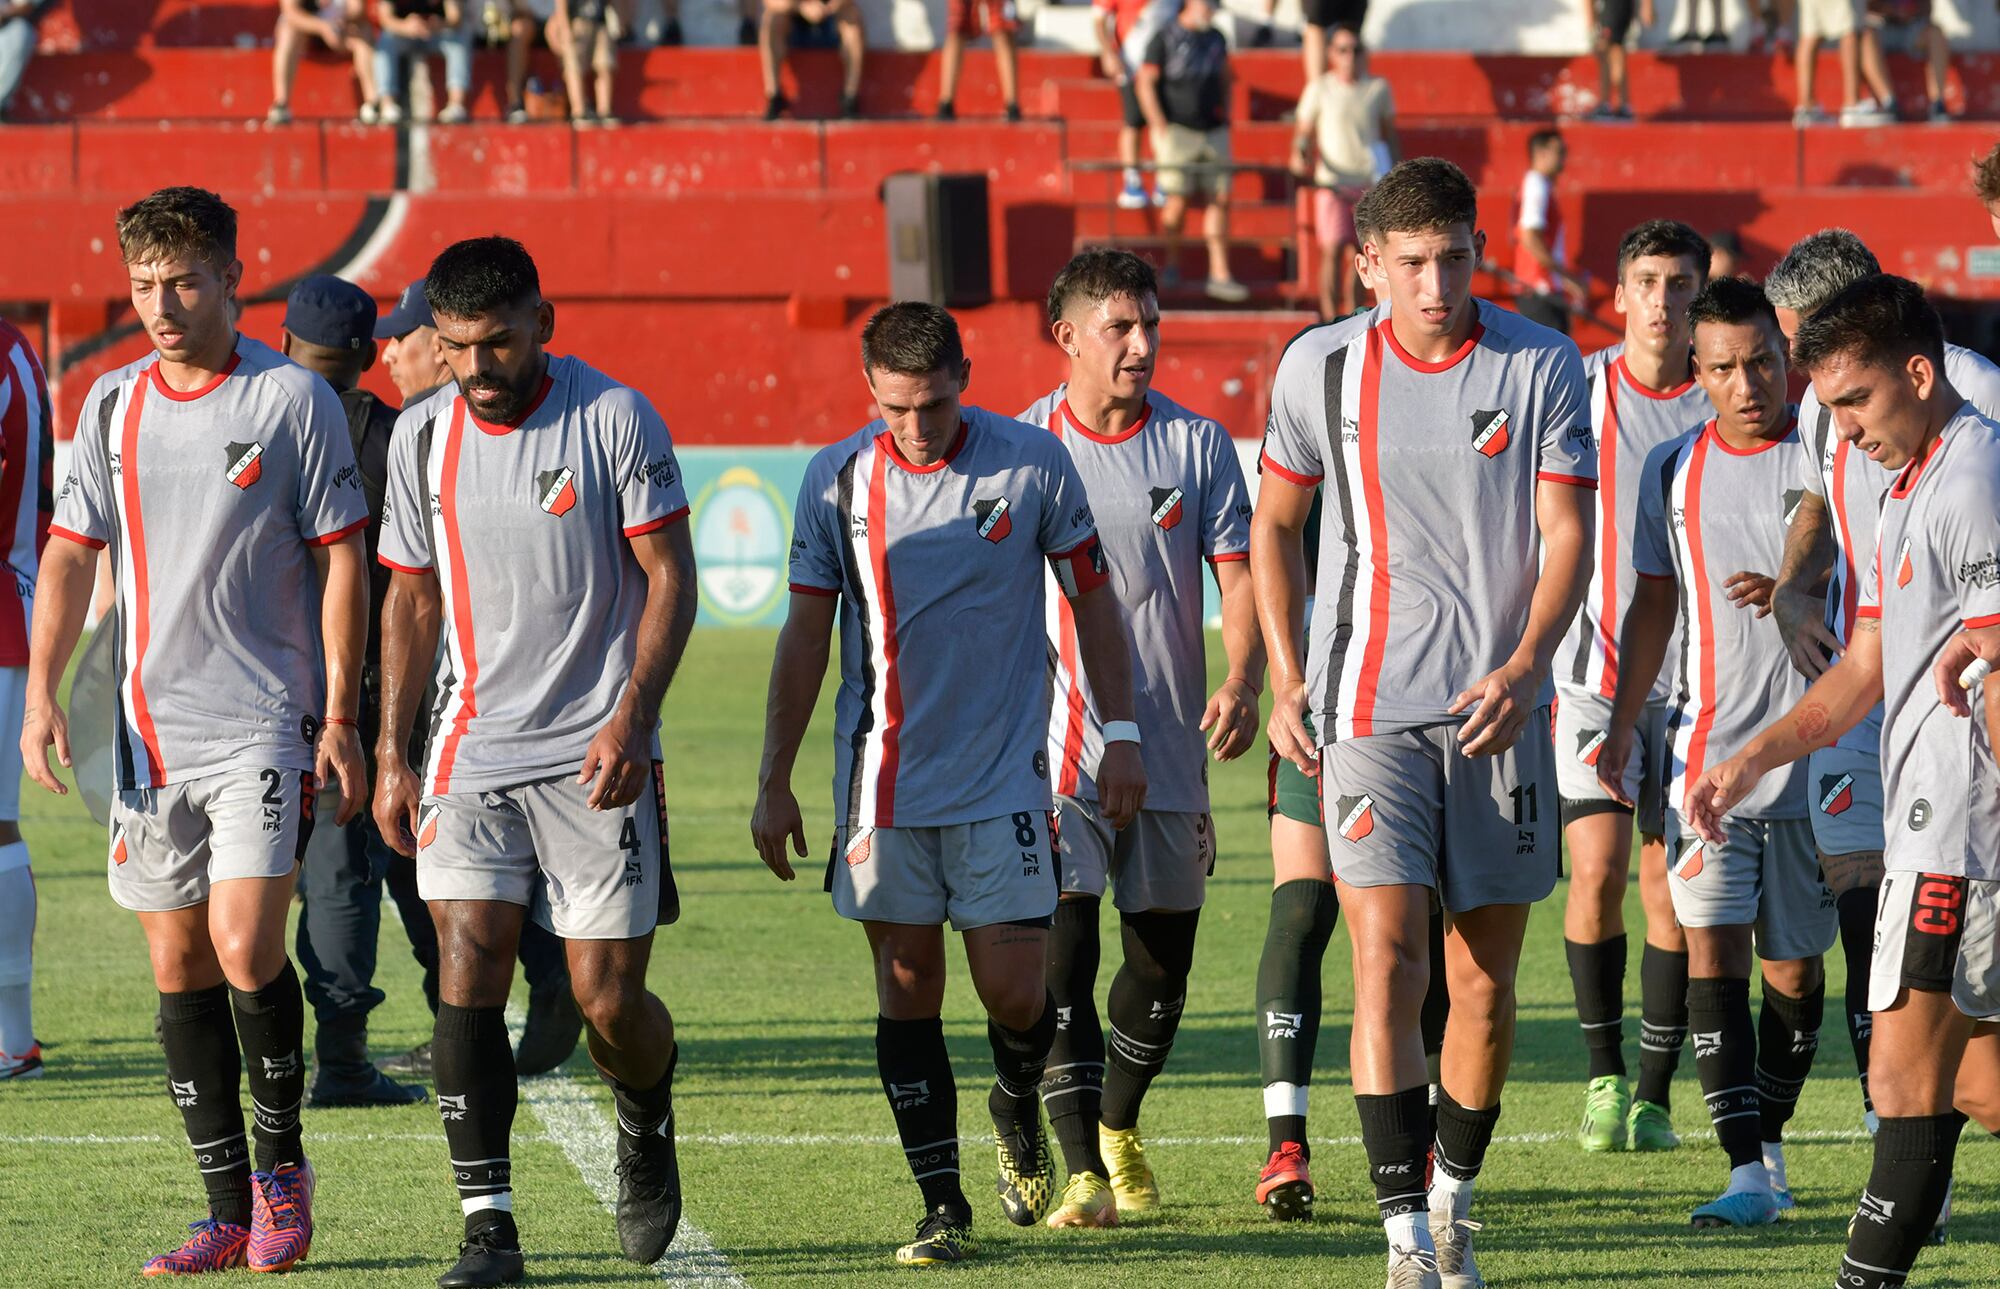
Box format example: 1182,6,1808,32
1102,720,1142,746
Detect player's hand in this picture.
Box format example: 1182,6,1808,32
1100,52,1125,82
1686,756,1760,845
1593,722,1637,806
1724,570,1777,618
1096,740,1147,829
373,751,422,857
1449,659,1538,757
316,723,367,825
1200,677,1259,762
1771,580,1842,680
1288,154,1310,180
750,781,806,881
1267,678,1317,776
1933,631,1987,717
577,707,650,811
20,696,70,796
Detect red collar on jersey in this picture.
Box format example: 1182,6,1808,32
1058,396,1151,444
1380,316,1484,374
878,419,969,473
147,350,241,402
467,373,554,435
1613,354,1696,401
1701,412,1796,456
1890,427,1947,498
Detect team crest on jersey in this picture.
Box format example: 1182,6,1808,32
224,441,264,489
1149,486,1185,531
1470,409,1511,458
1896,537,1914,589
1782,488,1805,526
973,496,1013,542
1819,772,1855,817
537,467,578,517
1674,835,1705,881
1335,793,1375,842
1576,729,1607,767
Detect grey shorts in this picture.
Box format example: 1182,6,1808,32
1806,744,1885,857
1319,709,1560,914
1057,798,1213,913
1665,813,1837,961
1870,870,2000,1020
416,765,677,941
108,768,315,912
830,811,1059,931
1554,689,1669,838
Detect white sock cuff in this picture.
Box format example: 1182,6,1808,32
461,1193,514,1216
1263,1081,1308,1119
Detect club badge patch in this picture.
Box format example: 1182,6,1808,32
1674,835,1704,881
1471,409,1511,458
1576,729,1607,767
1819,772,1854,817
974,496,1013,542
416,804,440,850
537,467,578,517
1783,488,1805,526
224,441,264,489
1149,486,1185,531
1335,793,1375,842
1896,537,1914,589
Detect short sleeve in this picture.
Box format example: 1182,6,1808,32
1294,77,1320,127
787,453,844,598
1259,341,1327,487
378,405,433,573
1796,394,1829,499
1518,171,1551,231
610,392,691,537
1375,78,1396,122
1535,342,1598,489
294,376,369,546
1199,426,1251,561
1037,438,1098,557
50,383,115,549
1938,474,2000,629
1857,531,1881,619
1632,440,1677,580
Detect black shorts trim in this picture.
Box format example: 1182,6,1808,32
1897,873,1967,994
1119,78,1146,130
1594,0,1635,40
1560,796,1633,823
1003,915,1054,930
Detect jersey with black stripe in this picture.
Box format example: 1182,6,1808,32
377,355,689,795
1558,343,1707,704
1019,386,1250,813
1857,405,2000,879
1259,299,1596,742
0,319,53,668
51,334,368,789
1797,343,2000,757
1633,418,1809,819
788,406,1102,830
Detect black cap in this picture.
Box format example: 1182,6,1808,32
374,278,435,339
283,274,377,351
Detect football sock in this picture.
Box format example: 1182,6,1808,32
1421,908,1450,1060
1686,977,1761,1169
1355,1086,1432,1236
987,992,1057,1135
1566,934,1627,1080
876,1016,965,1212
158,983,252,1228
230,960,306,1172
1756,976,1823,1145
1100,909,1198,1131
0,858,34,1058
604,1038,675,1138
1839,1113,1964,1288
1636,944,1689,1108
1838,885,1879,1117
432,1003,517,1229
1041,898,1106,1177
1256,879,1337,1157
1430,1091,1500,1219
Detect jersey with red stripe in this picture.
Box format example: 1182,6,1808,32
1633,418,1809,820
1019,385,1250,813
51,335,367,790
1856,405,2000,879
1259,300,1596,742
1558,343,1707,704
0,320,53,667
378,356,689,796
789,405,1103,830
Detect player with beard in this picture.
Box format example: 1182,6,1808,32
1016,249,1261,1228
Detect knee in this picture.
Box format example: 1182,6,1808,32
1356,937,1429,1012
1956,1083,2000,1135
435,924,515,1006
1448,962,1516,1021
875,943,946,1014
1762,956,1824,998
571,968,646,1039
209,927,282,992
988,981,1047,1033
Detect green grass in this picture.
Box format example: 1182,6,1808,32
1,629,1995,1287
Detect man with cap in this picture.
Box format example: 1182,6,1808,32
376,278,452,404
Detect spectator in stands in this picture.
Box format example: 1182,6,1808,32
1514,128,1587,333
936,0,1021,123
375,0,473,123
0,0,48,124
272,1,381,125
1138,0,1249,304
1977,141,2000,238
1675,0,1727,46
1096,0,1179,210
1246,0,1366,88
1793,0,1889,125
760,0,864,120
1863,1,1953,121
556,0,620,125
1708,228,1745,280
1290,23,1396,319
1588,0,1652,120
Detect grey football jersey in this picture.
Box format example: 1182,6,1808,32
377,356,690,795
1018,385,1251,813
1633,419,1810,819
1858,406,2000,880
789,405,1103,830
1259,300,1596,742
1558,343,1708,704
52,335,367,790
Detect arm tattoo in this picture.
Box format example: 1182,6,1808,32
1792,701,1831,745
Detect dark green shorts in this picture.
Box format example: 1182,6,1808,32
1267,714,1322,827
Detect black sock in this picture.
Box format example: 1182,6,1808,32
1101,909,1198,1131
1636,944,1688,1108
229,960,306,1172
432,1003,517,1238
1756,976,1824,1144
988,994,1057,1137
1686,977,1761,1169
1041,898,1106,1176
876,1016,966,1212
1421,908,1450,1062
1840,1112,1964,1288
1255,880,1337,1157
159,984,252,1228
604,1037,676,1137
1838,885,1879,1116
1432,1091,1502,1184
1355,1086,1431,1224
1566,934,1628,1080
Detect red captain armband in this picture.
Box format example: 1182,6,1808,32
1049,536,1110,598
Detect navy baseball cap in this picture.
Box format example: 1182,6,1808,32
283,274,377,351
374,278,435,339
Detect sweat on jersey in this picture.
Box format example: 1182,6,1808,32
377,356,690,796
788,406,1107,831
1558,343,1708,704
1857,406,2000,880
1633,418,1810,820
1258,300,1597,742
1020,386,1251,814
51,335,369,790
0,319,52,668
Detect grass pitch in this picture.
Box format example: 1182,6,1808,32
0,630,1994,1288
